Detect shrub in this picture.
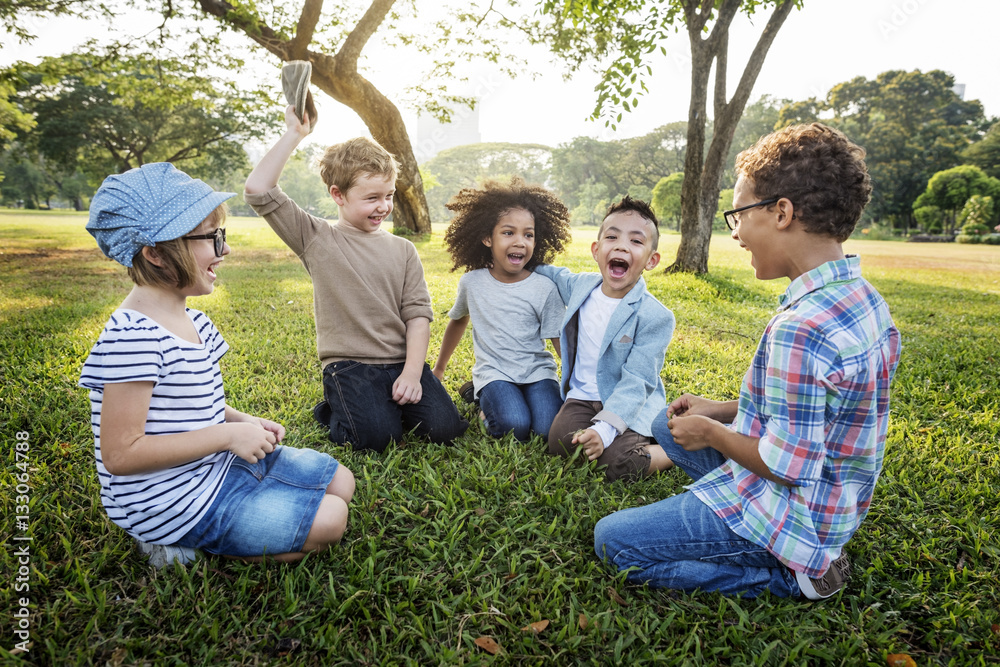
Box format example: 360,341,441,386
860,223,897,241
984,233,1000,245
960,222,991,236
958,194,995,228
914,205,944,233
956,234,982,244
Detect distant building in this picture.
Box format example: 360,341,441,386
415,103,481,163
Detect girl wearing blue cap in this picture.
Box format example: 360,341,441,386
80,163,354,566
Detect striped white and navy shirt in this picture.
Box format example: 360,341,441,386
79,308,235,544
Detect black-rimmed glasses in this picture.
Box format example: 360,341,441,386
182,227,227,257
723,198,781,231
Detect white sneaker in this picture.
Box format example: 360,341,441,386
136,541,199,568
796,554,850,600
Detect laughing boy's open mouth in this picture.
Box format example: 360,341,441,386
608,258,629,278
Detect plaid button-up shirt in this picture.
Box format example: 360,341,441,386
691,256,901,577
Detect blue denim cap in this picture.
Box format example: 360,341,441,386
87,163,236,267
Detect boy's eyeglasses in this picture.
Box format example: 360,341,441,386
182,227,227,257
723,198,781,231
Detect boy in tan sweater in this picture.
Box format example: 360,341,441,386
245,105,468,453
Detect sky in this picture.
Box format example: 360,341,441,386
2,0,997,152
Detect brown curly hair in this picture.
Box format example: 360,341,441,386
443,177,572,272
735,123,872,242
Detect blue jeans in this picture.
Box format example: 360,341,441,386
176,445,338,557
320,361,468,453
479,379,562,442
592,411,800,597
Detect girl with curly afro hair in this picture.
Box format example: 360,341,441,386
433,177,572,444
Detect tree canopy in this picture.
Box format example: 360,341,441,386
793,69,987,231
913,165,1000,234
538,0,801,273
549,123,687,213
188,0,529,232
962,121,1000,180
421,142,553,224
8,50,270,186
651,172,684,230
2,0,529,231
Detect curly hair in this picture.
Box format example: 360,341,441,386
443,177,572,272
735,123,872,242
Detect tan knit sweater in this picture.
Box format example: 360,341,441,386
244,186,433,367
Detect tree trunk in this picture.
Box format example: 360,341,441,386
310,53,431,233
671,28,714,274
197,0,432,233
666,0,797,273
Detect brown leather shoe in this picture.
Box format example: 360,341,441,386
459,381,476,404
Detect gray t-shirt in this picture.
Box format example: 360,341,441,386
449,269,564,396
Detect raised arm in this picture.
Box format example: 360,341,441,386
245,105,315,195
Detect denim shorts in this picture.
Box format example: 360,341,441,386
175,445,339,557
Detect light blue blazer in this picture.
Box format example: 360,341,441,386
533,265,675,437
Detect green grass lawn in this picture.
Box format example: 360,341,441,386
2,209,998,665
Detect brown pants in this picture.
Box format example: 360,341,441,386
547,398,653,483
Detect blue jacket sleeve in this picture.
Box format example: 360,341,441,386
532,264,578,304
595,303,675,434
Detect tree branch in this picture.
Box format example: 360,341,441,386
197,0,291,59
727,0,797,118
706,0,741,118
289,0,323,59
704,0,798,191
712,28,728,120
683,0,710,38
336,0,396,73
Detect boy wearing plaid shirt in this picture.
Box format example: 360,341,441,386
594,123,901,599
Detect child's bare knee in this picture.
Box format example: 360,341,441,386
328,465,356,503
304,495,350,551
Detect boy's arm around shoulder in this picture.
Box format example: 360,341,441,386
532,264,583,304
595,298,675,433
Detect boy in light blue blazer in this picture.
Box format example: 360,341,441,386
534,197,675,482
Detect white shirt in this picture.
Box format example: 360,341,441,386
567,286,622,447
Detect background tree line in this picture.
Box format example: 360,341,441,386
4,60,995,241
2,1,998,269
417,71,995,239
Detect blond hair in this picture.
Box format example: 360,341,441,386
319,137,399,194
